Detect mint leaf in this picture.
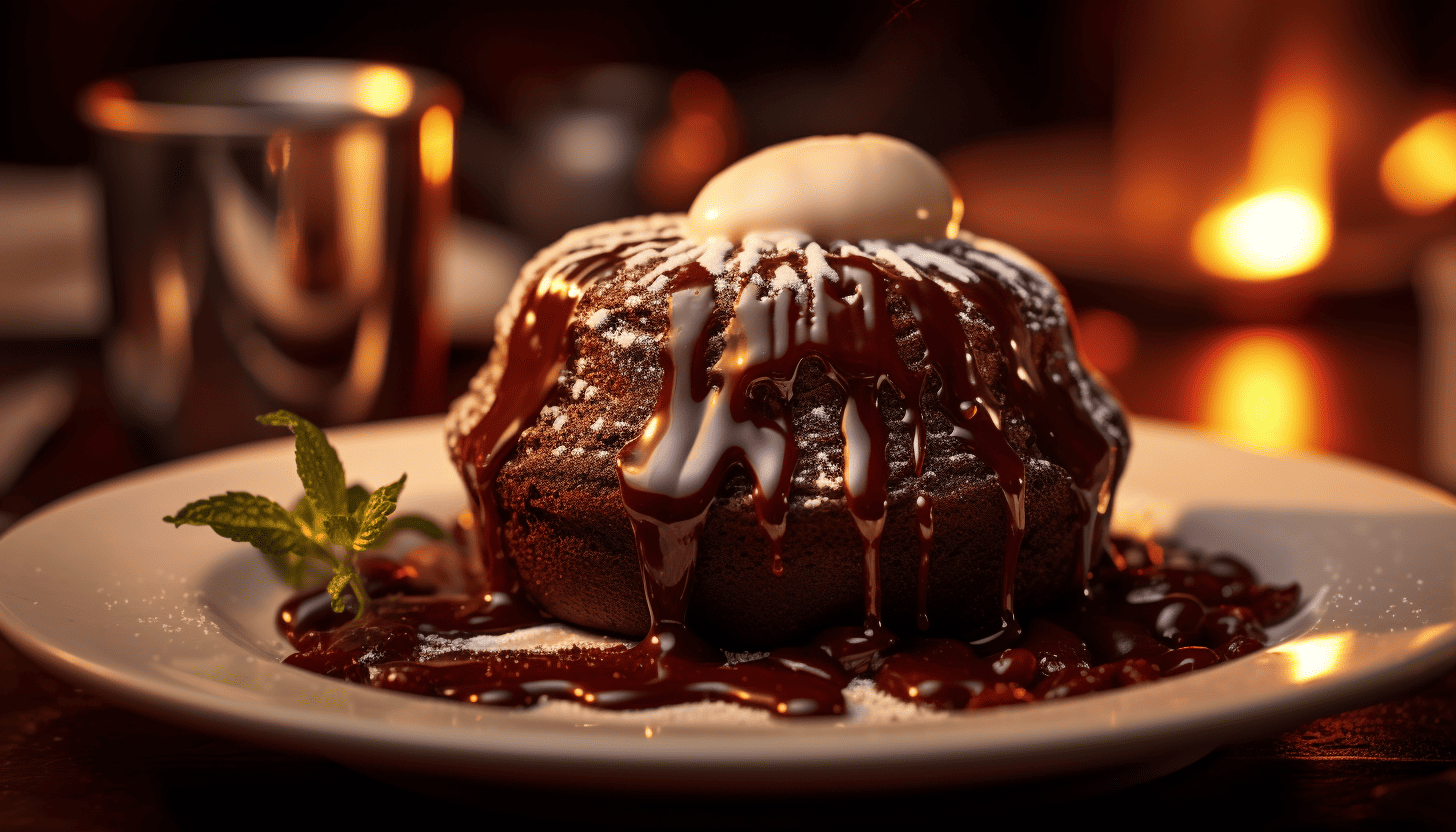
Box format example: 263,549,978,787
290,496,322,541
351,474,406,550
165,491,310,557
166,492,325,589
169,411,421,620
326,566,354,614
345,484,370,515
323,513,359,548
257,411,347,518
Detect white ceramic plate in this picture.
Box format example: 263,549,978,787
2,416,1454,793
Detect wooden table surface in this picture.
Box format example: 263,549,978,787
2,287,1455,830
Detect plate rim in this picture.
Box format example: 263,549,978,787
2,415,1455,790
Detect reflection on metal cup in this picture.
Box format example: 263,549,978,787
80,59,457,458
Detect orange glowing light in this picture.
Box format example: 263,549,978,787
1381,110,1456,216
419,104,454,185
1198,330,1321,452
1191,43,1333,281
1192,191,1331,280
669,111,728,176
153,242,192,367
85,80,141,132
335,124,385,287
639,71,738,208
353,65,413,117
266,132,291,174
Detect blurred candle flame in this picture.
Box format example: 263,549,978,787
1381,110,1456,216
353,65,413,117
1192,41,1333,281
1198,330,1321,452
1193,190,1330,280
419,104,454,186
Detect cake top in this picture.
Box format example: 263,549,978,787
442,215,1117,460
687,134,963,244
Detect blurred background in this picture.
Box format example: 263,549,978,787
2,0,1456,527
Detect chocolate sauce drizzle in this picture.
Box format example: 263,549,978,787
348,220,1142,715
280,536,1300,714
616,242,1045,655
449,227,682,631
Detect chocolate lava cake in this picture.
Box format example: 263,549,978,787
446,213,1129,650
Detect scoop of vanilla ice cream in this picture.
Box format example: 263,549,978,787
686,134,963,244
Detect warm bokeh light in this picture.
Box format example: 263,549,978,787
668,112,729,177
1192,190,1332,280
1381,110,1456,216
1411,623,1455,650
639,71,739,208
419,104,454,185
265,131,291,174
85,80,140,132
1267,632,1351,683
152,244,192,366
1076,308,1137,375
1198,330,1321,452
353,65,413,117
334,124,385,291
1191,43,1333,281
543,112,633,178
343,307,391,422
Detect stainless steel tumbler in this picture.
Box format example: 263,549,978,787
81,59,459,457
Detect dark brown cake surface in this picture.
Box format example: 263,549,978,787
447,215,1128,649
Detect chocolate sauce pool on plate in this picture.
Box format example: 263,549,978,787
280,537,1299,715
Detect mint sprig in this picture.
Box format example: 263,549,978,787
164,410,444,617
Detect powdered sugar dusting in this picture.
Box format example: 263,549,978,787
769,265,805,294
445,214,685,451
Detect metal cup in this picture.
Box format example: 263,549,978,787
80,59,458,458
